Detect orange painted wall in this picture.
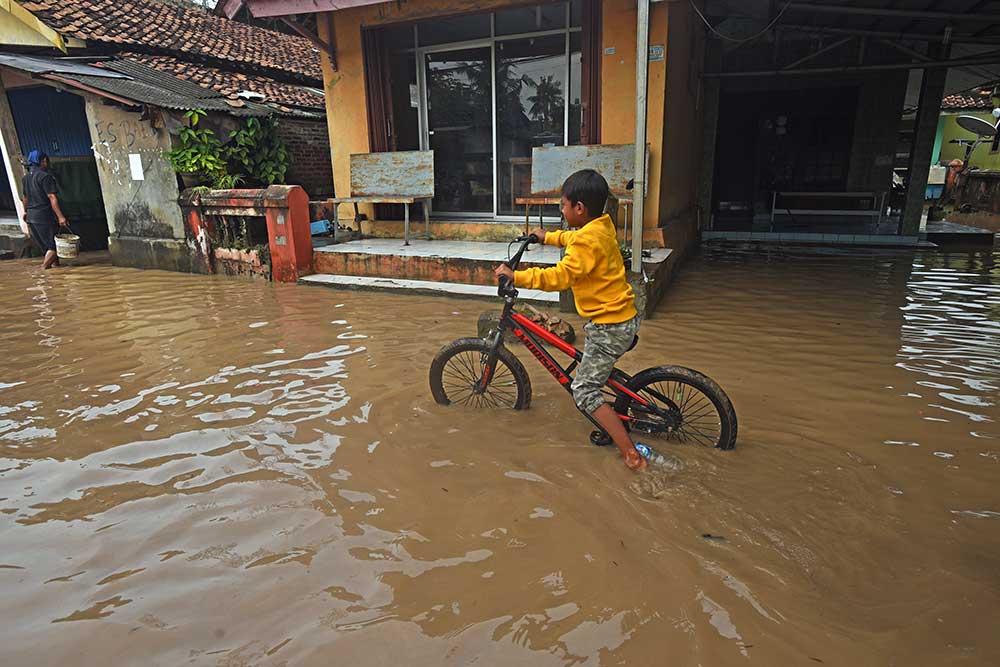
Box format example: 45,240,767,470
317,0,691,243
598,0,667,233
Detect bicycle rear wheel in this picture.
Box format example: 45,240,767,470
614,366,737,450
429,338,532,409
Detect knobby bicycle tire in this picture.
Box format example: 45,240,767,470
614,366,737,450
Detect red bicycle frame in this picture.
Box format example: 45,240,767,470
477,234,675,442
505,311,649,410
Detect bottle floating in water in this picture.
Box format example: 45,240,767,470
635,443,683,471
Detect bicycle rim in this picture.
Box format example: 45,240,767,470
440,350,520,408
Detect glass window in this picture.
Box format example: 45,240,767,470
496,34,567,216
425,48,494,212
495,3,566,36
417,13,490,46
398,4,585,217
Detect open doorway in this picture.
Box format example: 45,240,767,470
6,85,109,251
713,86,860,231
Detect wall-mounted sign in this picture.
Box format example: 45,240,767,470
128,153,144,181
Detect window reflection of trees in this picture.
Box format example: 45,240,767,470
427,60,490,129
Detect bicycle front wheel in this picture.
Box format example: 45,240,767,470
429,338,532,409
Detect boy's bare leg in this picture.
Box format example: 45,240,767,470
592,403,647,471
41,250,58,270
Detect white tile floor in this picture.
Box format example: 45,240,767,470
306,239,673,303
300,274,559,303
314,238,673,267
314,238,563,265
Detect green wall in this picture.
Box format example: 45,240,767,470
936,112,1000,168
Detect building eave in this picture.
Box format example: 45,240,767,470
0,0,78,52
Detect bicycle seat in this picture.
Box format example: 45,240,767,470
626,335,639,352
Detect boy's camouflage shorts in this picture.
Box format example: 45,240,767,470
571,315,641,415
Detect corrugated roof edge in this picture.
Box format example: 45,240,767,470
0,52,322,119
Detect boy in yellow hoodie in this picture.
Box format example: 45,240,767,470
495,169,646,471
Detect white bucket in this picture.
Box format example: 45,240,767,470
55,233,80,259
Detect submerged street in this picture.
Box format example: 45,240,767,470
0,245,998,665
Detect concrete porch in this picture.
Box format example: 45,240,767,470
302,238,676,315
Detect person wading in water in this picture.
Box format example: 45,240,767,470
21,150,69,270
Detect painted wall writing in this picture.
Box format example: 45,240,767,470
85,101,183,239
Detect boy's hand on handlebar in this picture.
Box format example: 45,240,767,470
529,228,546,244
495,264,514,281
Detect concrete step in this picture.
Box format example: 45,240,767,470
923,221,996,247
300,273,560,303
313,238,563,286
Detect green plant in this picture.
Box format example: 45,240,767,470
164,110,226,177
224,117,288,186
212,173,244,189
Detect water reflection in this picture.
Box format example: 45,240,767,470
898,252,999,429
1,247,998,664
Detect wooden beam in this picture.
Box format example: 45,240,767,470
246,0,382,19
777,24,1000,46
280,16,328,51
706,51,1000,77
216,0,246,19
786,2,1000,22
41,74,140,107
780,35,854,71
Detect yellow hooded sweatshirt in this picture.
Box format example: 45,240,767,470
514,214,637,324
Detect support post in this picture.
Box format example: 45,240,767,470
404,201,410,246
901,47,949,236
631,0,650,273
0,78,26,233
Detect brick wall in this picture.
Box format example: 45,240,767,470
277,118,334,198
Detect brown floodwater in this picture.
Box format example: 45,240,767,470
1,244,998,665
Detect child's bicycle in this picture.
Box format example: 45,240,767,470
429,235,737,450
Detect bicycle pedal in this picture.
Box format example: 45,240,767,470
590,430,613,447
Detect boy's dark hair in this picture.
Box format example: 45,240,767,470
561,169,609,218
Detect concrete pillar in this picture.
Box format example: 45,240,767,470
0,76,26,231
182,186,314,282
901,52,949,235
697,43,722,232
846,72,907,193
262,185,313,282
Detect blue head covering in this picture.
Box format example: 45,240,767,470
27,149,47,167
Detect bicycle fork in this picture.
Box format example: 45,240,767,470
474,328,505,394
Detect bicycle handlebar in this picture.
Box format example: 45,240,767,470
497,234,538,297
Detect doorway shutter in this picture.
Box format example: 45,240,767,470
580,0,602,145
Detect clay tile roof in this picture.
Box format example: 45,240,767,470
942,91,994,111
21,0,321,82
122,52,325,111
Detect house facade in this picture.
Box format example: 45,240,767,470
933,90,1000,169
0,0,332,268
223,0,707,258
